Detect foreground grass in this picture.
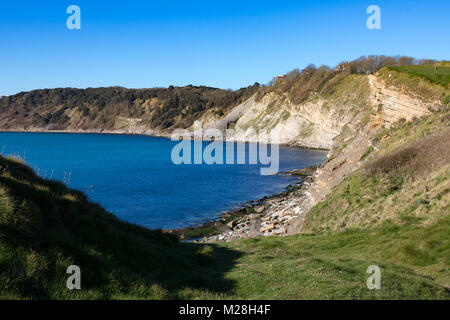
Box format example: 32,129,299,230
212,216,449,299
1,102,449,299
0,156,242,299
0,153,448,299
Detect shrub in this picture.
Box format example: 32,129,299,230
365,129,450,177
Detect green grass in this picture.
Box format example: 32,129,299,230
218,217,449,299
377,108,449,156
380,65,450,105
182,225,221,239
292,108,450,298
0,154,448,299
387,65,450,88
1,90,449,299
360,146,375,161
0,156,242,299
304,108,450,233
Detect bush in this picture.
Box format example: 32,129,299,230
365,129,450,177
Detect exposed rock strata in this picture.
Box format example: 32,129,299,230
1,72,443,240
203,73,443,241
368,75,433,127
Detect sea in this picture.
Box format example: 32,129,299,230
0,132,327,229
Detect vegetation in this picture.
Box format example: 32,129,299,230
257,64,341,105
1,56,449,299
0,84,259,131
257,55,437,106
305,108,449,232
0,55,445,134
378,64,450,105
0,151,448,299
343,55,436,75
0,155,241,299
220,218,449,299
386,65,450,88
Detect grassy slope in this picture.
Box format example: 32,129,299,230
386,65,450,89
1,154,447,299
1,65,449,299
216,218,449,299
0,156,242,299
304,110,450,233
210,66,449,299
381,64,450,105
213,123,449,299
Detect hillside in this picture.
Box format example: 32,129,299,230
1,56,447,149
0,57,449,299
198,61,449,240
0,155,448,299
0,155,244,299
0,84,259,134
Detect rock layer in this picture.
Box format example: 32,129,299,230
368,75,432,127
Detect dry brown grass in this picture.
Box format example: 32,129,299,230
365,128,450,177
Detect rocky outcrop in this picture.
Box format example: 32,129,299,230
229,94,341,149
1,69,445,240
286,126,377,234
205,168,317,242
368,75,433,127
204,71,444,241
196,75,372,149
202,96,257,132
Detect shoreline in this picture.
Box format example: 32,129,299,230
0,128,172,139
1,128,328,239
168,166,319,241
0,128,330,151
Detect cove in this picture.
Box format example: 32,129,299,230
0,132,327,229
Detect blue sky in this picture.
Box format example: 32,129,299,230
0,0,449,96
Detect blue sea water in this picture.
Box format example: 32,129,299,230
0,132,327,229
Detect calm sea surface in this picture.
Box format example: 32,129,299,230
0,132,327,229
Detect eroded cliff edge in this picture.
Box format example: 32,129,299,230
202,66,448,240
1,63,448,239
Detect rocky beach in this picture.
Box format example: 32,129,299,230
170,166,318,242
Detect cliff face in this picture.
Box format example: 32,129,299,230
227,93,341,149
0,71,434,150
1,66,448,237
198,74,371,149
205,68,447,239
284,70,446,235
368,75,434,127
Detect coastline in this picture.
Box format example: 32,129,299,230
0,128,330,151
0,128,172,139
1,128,328,239
169,166,319,242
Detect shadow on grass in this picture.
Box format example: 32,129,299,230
0,156,242,299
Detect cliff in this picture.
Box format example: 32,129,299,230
1,59,449,299
1,61,449,238
1,154,448,299
204,63,449,239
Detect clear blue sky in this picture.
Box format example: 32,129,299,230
0,0,449,96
